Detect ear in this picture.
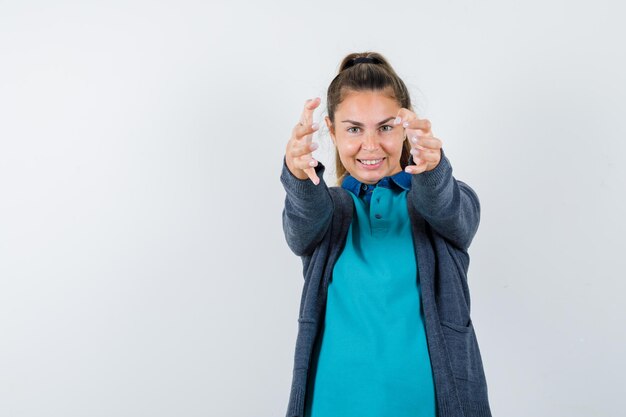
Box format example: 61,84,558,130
325,116,336,145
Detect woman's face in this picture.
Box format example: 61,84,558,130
325,89,406,185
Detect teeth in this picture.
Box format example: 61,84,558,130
360,159,382,165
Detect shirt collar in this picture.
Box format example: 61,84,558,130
341,170,412,196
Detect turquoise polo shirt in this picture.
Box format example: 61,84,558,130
303,170,436,417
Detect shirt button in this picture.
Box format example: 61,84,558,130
361,184,368,191
375,214,382,219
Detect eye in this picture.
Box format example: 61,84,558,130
347,126,361,134
380,125,393,132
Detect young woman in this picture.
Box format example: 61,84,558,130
280,52,492,417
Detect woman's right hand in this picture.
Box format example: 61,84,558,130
285,97,322,185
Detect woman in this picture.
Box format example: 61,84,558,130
280,52,492,417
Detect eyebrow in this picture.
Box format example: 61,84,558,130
340,117,395,126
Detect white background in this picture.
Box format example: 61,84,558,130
1,1,624,416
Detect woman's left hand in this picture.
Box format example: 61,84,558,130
394,109,442,174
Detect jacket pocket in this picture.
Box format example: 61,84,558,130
440,319,479,382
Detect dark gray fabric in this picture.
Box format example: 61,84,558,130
280,148,492,417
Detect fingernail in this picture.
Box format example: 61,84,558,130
411,148,420,156
309,160,316,167
415,129,423,136
411,136,418,143
394,117,402,125
311,122,319,130
402,121,409,128
310,142,319,150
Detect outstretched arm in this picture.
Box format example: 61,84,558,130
280,97,334,256
280,156,333,256
407,148,480,251
394,110,480,251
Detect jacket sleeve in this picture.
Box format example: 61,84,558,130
280,155,334,257
407,147,481,251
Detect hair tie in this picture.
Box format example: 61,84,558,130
352,57,376,65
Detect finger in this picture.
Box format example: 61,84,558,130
402,118,432,134
292,152,318,171
289,140,319,158
408,136,439,149
293,154,320,186
407,152,430,168
405,128,425,146
393,108,415,125
408,133,442,150
299,97,322,127
303,167,320,185
408,140,427,151
394,109,432,134
410,147,439,163
405,159,427,174
293,120,320,141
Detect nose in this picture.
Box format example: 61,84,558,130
361,131,380,152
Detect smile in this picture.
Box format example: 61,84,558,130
357,157,385,169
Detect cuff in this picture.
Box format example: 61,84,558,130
280,155,327,198
410,147,452,187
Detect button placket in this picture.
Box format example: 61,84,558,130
370,187,390,238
